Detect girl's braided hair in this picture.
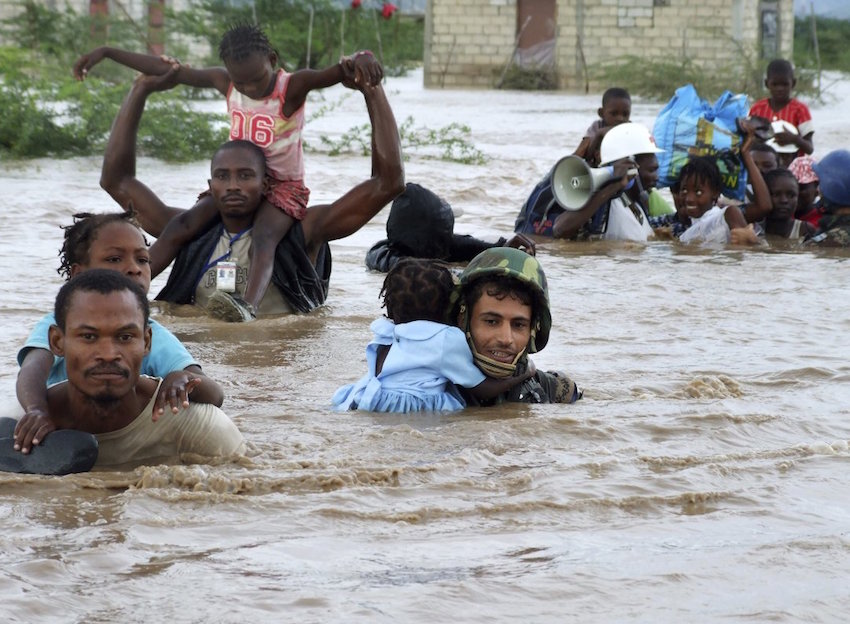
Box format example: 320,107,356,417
219,22,278,64
58,212,147,280
381,258,455,325
678,155,723,195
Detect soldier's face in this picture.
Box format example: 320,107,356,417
468,290,532,364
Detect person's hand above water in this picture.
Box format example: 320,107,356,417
501,233,536,256
153,370,203,421
72,47,107,80
135,63,181,93
352,51,383,87
730,223,760,245
13,408,55,455
340,51,383,89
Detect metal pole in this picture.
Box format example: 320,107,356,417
810,2,821,97
306,5,314,68
340,7,346,57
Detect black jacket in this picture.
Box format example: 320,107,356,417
156,220,331,313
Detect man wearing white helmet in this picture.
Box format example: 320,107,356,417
515,124,667,241
547,123,665,240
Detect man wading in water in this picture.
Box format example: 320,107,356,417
453,248,581,405
99,64,404,319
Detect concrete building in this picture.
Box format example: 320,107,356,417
424,0,795,89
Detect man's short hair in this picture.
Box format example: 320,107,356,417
766,58,794,80
466,275,534,312
602,87,631,106
212,140,267,176
55,269,149,330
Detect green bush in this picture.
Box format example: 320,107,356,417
794,16,850,73
0,0,430,161
170,0,423,75
316,114,486,165
590,55,764,103
0,64,228,160
0,78,86,157
497,65,558,91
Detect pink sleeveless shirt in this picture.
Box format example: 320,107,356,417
226,69,305,182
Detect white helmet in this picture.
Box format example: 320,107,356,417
599,122,663,165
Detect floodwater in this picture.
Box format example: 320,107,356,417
1,69,849,623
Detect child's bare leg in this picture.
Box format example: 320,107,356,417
149,194,218,276
243,199,295,309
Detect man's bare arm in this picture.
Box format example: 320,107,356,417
99,69,188,242
301,82,404,257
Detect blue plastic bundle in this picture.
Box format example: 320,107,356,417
652,84,749,200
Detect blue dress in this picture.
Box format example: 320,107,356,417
332,317,486,412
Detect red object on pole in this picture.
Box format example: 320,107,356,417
351,0,362,8
89,0,108,17
381,3,397,19
148,0,166,56
89,0,108,42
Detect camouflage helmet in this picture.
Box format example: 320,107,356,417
458,247,551,352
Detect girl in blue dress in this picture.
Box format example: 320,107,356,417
332,259,535,412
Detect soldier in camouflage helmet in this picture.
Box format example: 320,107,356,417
453,247,581,405
804,150,850,247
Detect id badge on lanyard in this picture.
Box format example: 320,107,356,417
199,226,251,293
216,260,237,292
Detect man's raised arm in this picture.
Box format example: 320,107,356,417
301,82,405,258
99,69,186,238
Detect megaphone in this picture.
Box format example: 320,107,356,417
550,155,616,210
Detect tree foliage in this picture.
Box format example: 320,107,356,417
794,16,850,73
0,0,424,160
170,0,423,75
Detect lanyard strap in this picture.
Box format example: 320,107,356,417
196,226,252,287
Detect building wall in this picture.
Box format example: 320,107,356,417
425,0,795,89
424,0,520,88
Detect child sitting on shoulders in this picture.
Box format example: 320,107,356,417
787,155,823,228
762,168,816,240
74,24,381,322
332,259,536,412
574,87,631,167
749,59,814,158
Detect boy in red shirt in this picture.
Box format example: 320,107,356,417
749,59,814,158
